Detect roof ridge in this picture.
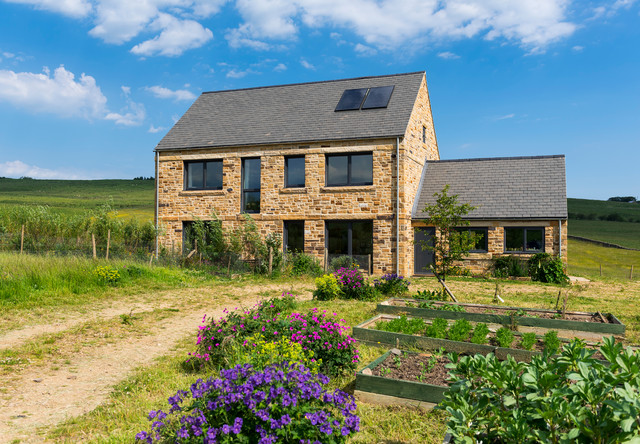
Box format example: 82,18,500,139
427,154,565,163
201,71,425,95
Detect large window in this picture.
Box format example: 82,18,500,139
455,227,488,252
504,227,544,253
184,160,223,190
326,153,373,186
285,156,305,188
242,158,261,213
284,221,304,252
326,220,373,265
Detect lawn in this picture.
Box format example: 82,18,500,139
568,219,640,250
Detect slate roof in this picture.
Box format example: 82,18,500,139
155,72,425,151
412,155,567,220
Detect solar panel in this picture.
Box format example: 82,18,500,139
335,88,368,111
362,85,394,109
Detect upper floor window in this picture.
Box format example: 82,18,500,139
285,156,305,188
326,152,373,186
504,227,544,253
185,160,222,190
242,158,261,213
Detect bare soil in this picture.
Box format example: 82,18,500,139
0,282,313,443
371,351,452,386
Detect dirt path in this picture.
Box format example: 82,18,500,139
0,283,312,443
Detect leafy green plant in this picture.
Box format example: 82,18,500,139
330,255,359,271
417,301,466,312
470,323,490,345
528,252,570,284
414,289,447,301
93,265,120,285
373,273,410,296
312,274,342,301
425,318,449,339
543,330,561,354
439,337,640,443
447,319,473,342
495,327,514,348
493,255,528,278
289,251,323,276
376,315,426,335
520,332,537,351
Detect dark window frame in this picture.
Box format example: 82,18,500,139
422,126,427,144
504,227,545,253
241,157,261,214
325,220,374,257
325,152,373,187
284,155,305,188
184,160,223,190
283,220,305,253
455,227,489,253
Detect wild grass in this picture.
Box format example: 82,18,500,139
567,238,640,281
568,219,640,249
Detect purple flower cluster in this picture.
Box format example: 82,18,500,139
135,362,359,444
333,267,373,300
373,273,410,296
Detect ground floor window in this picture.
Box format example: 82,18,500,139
325,220,373,266
504,227,544,253
284,221,304,252
455,227,488,252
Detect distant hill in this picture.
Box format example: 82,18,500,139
0,177,155,220
567,198,640,249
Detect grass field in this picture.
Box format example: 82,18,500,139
568,197,640,222
567,238,640,280
0,178,155,220
568,198,640,249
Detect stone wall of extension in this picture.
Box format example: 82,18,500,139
157,139,401,274
410,219,568,276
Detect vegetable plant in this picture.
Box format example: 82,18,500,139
470,323,490,345
519,332,537,351
447,319,473,342
375,315,426,335
425,318,448,339
543,330,561,354
495,327,514,348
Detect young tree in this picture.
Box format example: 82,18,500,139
418,184,478,280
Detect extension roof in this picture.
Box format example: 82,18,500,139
155,72,425,151
412,155,567,220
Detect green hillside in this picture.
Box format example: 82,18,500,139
0,177,155,220
568,197,640,223
567,198,640,249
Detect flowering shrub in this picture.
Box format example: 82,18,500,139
373,273,410,296
313,274,342,301
93,265,120,285
239,334,321,373
190,303,359,376
333,267,375,300
136,362,360,444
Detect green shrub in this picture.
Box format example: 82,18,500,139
543,330,561,354
425,318,449,339
527,252,569,284
520,332,537,351
495,327,514,348
470,323,490,345
376,315,426,335
289,251,323,276
373,273,410,296
493,255,527,278
414,289,447,301
334,267,375,301
447,319,473,342
312,274,342,300
330,255,359,271
440,337,640,443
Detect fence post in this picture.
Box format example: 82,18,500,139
268,246,273,275
599,264,602,277
324,248,328,272
368,254,372,275
631,265,634,280
92,233,97,259
106,229,111,260
20,225,24,254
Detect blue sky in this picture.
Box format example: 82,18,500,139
0,0,638,200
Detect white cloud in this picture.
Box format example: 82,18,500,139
0,160,94,179
572,45,584,51
495,113,515,120
300,58,315,70
0,65,107,119
5,0,91,18
131,13,213,57
226,68,250,78
145,85,196,101
148,124,166,133
273,63,287,72
226,25,272,50
354,43,377,56
438,51,460,59
104,85,145,126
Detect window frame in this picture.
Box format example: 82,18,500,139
284,155,305,188
325,220,374,257
422,126,427,144
325,152,373,187
283,220,305,253
454,227,489,253
184,160,223,191
504,227,545,253
241,157,261,214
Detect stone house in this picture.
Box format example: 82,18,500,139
154,71,567,276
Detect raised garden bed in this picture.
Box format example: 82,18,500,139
377,298,625,340
353,314,578,363
355,348,451,408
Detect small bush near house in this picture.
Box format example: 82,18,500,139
527,252,569,284
333,267,375,301
313,274,342,301
439,337,640,443
493,255,528,278
330,255,359,271
288,251,323,276
373,273,410,296
136,362,360,444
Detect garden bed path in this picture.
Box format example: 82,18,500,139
0,283,313,443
